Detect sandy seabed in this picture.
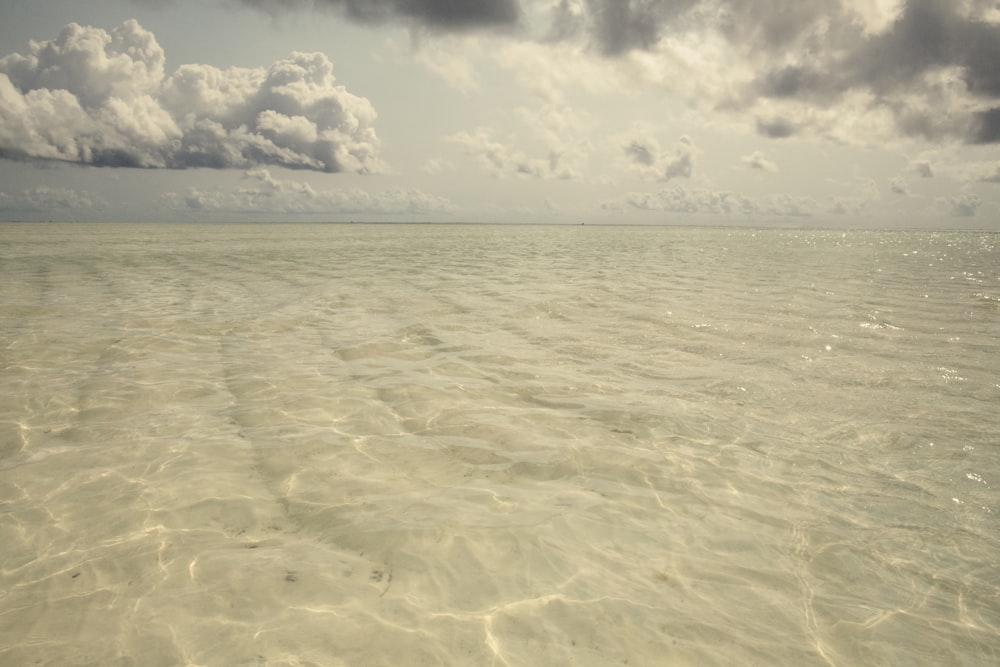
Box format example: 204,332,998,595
2,223,998,665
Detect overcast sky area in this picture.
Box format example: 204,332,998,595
1,0,999,227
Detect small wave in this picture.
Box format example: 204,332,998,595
859,321,903,331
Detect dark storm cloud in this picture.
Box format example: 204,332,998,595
542,0,1000,144
751,0,1000,143
970,108,1000,144
853,1,1000,98
581,0,699,55
238,0,522,31
563,0,841,57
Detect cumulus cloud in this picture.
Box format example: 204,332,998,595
237,0,521,31
622,134,695,181
448,129,566,178
448,105,591,180
0,20,379,172
160,168,455,215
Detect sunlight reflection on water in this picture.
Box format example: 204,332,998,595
1,223,998,666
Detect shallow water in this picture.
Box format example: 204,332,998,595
1,222,998,666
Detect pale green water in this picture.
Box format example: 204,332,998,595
1,223,998,666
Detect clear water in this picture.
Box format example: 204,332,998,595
1,223,998,666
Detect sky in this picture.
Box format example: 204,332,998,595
1,0,999,228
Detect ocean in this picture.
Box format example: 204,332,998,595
1,222,997,666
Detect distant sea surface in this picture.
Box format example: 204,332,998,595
1,222,998,666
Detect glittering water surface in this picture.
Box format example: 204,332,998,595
1,223,998,666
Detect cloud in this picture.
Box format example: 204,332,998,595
573,0,704,56
622,134,695,181
410,35,484,92
762,193,819,217
890,176,909,194
663,136,695,180
913,160,934,178
603,183,839,218
755,117,797,139
974,164,1000,183
826,195,868,216
237,0,522,31
546,0,587,42
448,128,561,178
606,185,758,216
948,192,981,217
623,139,658,167
533,1,1000,146
742,151,778,172
222,0,1000,147
0,185,105,212
448,105,591,180
160,168,455,215
0,20,379,172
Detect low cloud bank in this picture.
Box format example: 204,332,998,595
160,168,456,215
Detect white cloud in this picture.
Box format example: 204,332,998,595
160,168,455,215
978,166,1000,183
741,150,778,172
826,196,867,216
0,185,105,212
604,183,835,218
410,34,484,93
496,40,626,103
622,134,696,181
0,20,380,173
762,193,819,217
447,129,520,177
608,185,758,216
447,110,589,181
962,161,1000,183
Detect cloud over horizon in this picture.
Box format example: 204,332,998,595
160,168,455,215
0,185,105,213
0,20,379,172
